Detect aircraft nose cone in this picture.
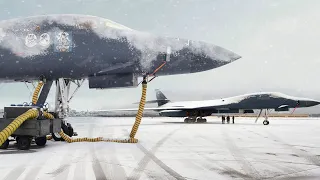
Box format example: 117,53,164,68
190,55,239,73
302,100,320,107
189,41,241,73
152,39,241,75
310,100,320,106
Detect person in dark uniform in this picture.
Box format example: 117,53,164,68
232,116,235,124
222,115,225,124
227,116,230,123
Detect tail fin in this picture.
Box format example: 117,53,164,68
155,89,170,106
133,89,170,106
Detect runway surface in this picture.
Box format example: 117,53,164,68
0,117,320,180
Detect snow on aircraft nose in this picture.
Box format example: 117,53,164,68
144,38,241,76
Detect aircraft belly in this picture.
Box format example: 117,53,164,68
0,51,102,80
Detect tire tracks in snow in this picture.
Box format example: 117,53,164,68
127,126,187,180
221,128,262,179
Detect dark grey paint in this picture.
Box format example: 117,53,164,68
0,14,241,82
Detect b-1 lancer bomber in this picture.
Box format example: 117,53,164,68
102,90,320,125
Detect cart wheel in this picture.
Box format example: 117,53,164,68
17,136,31,150
0,139,9,149
35,136,47,146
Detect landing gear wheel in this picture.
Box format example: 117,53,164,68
16,136,31,150
52,121,73,141
263,120,269,125
201,118,207,123
35,136,47,146
184,118,196,123
66,123,74,137
0,139,9,149
52,132,63,141
196,118,207,123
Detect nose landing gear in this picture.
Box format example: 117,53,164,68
255,109,270,125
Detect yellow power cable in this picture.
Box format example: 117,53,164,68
0,76,148,147
32,81,44,105
46,78,148,143
0,109,39,147
0,80,44,147
130,81,147,139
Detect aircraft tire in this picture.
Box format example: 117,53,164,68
66,123,74,137
52,132,63,141
196,118,207,123
263,120,269,125
0,139,9,149
188,118,196,123
16,136,31,150
35,136,47,146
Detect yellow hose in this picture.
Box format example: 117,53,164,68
32,81,44,105
44,79,148,144
0,78,148,146
0,80,43,147
130,81,147,139
0,109,39,146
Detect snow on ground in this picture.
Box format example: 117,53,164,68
0,117,320,180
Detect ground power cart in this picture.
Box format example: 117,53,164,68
0,105,61,150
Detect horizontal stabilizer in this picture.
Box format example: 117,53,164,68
95,107,164,112
133,99,170,104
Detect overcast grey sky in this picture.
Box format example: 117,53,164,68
0,0,320,113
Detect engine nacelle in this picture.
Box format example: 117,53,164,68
275,107,289,111
88,73,138,89
243,109,254,113
216,109,240,113
159,110,187,117
159,110,213,117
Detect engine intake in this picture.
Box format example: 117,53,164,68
275,107,289,111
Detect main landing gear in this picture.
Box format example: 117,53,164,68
50,78,83,140
29,77,83,140
184,117,207,123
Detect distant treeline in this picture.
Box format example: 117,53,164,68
68,110,160,117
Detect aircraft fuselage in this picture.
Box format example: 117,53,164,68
0,14,241,82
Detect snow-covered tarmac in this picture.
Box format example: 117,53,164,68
0,117,320,180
